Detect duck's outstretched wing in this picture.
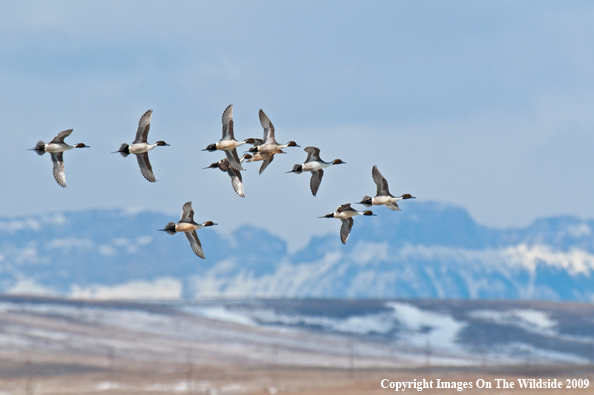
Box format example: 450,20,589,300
337,203,354,213
133,110,153,144
259,155,274,174
218,158,230,172
372,165,390,196
386,202,401,211
304,146,322,163
227,167,245,197
225,148,244,171
259,109,276,144
50,129,73,144
136,152,156,182
310,169,323,196
340,217,354,244
185,230,205,259
221,104,234,140
50,152,66,187
180,201,195,223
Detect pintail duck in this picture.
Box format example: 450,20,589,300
245,149,286,174
203,104,255,171
113,110,169,183
319,203,375,244
287,146,345,196
247,109,299,153
29,129,89,187
204,153,252,197
357,165,415,211
159,202,217,259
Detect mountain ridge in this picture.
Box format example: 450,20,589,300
1,201,594,300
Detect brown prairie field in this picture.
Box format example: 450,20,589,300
2,358,594,394
1,297,594,394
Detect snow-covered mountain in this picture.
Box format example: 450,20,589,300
1,201,594,300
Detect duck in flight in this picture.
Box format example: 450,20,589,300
319,203,375,244
287,146,345,196
29,129,89,187
203,104,255,171
204,153,252,197
245,149,286,174
159,202,217,259
247,109,299,154
357,165,415,211
113,110,169,182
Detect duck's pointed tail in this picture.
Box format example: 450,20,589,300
158,222,177,235
29,140,46,155
113,143,130,157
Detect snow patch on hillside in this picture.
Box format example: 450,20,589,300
387,302,465,350
6,279,57,296
70,277,182,300
470,309,557,337
504,244,594,275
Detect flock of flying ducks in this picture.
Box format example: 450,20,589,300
30,105,415,258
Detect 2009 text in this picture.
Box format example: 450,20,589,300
380,378,590,391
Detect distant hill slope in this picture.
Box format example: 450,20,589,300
1,201,594,300
0,296,593,366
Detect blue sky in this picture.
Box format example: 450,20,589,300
3,1,594,250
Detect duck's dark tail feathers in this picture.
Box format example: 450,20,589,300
29,140,46,155
115,143,130,157
159,222,177,235
358,196,373,207
286,164,303,174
